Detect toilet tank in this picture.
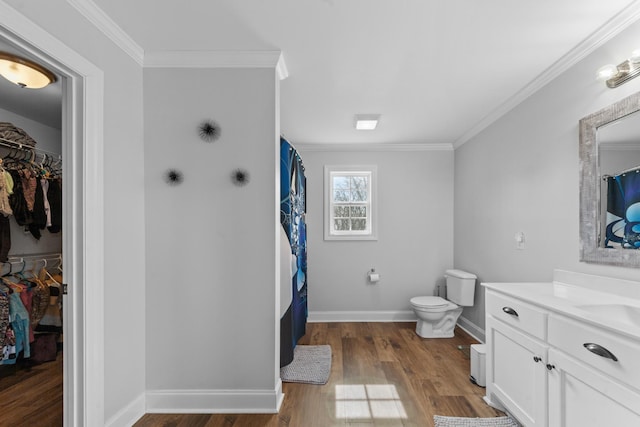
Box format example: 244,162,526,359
445,269,477,306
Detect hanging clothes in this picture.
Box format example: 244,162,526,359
41,179,51,227
2,291,31,364
280,137,308,367
28,177,47,240
35,270,62,334
0,290,9,350
29,278,50,329
9,169,32,227
0,166,12,218
47,178,62,233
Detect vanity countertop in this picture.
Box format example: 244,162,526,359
482,270,640,340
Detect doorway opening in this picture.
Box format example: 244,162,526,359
0,4,106,426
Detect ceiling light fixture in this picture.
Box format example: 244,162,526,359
355,114,380,130
598,49,640,88
0,52,57,89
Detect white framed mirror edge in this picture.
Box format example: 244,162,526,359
579,90,640,267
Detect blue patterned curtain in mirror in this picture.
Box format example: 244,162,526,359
605,170,640,249
280,137,307,367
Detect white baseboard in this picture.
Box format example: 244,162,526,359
308,310,416,322
457,317,485,343
105,393,146,427
146,380,284,414
308,311,486,342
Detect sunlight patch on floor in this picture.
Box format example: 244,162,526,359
335,384,408,419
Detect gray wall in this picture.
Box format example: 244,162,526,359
144,68,280,401
297,146,454,320
4,0,146,422
454,18,640,338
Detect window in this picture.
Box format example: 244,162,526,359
324,165,377,240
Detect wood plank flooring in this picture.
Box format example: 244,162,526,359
0,355,63,427
0,323,502,426
135,322,503,427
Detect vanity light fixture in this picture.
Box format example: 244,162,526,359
598,49,640,88
0,52,57,89
355,114,380,130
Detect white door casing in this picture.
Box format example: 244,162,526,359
0,1,105,426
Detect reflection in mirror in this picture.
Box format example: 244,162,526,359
579,91,640,267
598,110,640,249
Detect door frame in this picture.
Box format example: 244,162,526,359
0,2,105,426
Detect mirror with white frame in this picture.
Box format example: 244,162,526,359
580,91,640,267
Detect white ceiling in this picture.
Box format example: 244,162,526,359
1,1,639,142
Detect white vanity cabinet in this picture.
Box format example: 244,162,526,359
484,272,640,427
547,315,640,427
547,348,640,426
485,291,549,427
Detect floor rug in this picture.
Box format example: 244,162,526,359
280,345,331,385
434,415,520,427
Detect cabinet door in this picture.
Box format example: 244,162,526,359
486,317,548,427
548,349,640,427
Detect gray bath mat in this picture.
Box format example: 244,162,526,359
434,415,520,427
280,345,331,385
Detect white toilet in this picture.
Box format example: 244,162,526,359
410,269,477,338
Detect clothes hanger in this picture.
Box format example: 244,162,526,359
12,258,28,282
41,258,61,285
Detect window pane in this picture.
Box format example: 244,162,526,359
350,176,367,189
351,219,367,230
333,176,350,190
334,219,350,231
334,206,349,217
350,206,367,217
333,189,349,202
351,190,368,202
350,176,368,202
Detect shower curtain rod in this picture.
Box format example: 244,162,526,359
602,164,640,180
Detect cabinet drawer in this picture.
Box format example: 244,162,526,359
548,315,640,391
486,291,547,340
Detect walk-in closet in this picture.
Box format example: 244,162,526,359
0,41,64,425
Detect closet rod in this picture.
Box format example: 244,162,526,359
0,136,62,160
4,253,61,265
7,252,61,260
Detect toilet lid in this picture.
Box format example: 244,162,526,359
411,296,449,307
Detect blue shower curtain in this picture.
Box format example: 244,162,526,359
605,171,640,249
280,137,307,367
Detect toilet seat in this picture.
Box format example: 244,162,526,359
410,296,451,308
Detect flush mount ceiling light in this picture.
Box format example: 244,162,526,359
598,49,640,88
355,114,380,130
0,52,57,89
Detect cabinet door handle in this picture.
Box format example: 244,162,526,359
583,343,618,362
546,363,555,371
533,356,542,363
502,306,519,317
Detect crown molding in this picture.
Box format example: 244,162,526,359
454,0,640,149
144,50,288,79
295,142,453,152
67,0,144,66
276,53,289,80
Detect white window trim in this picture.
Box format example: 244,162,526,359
324,165,378,241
